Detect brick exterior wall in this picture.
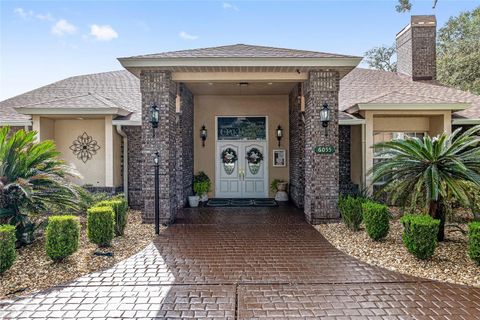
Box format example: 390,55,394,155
7,126,28,134
339,125,358,196
123,126,143,209
288,84,305,208
140,70,178,224
175,84,194,208
396,17,436,81
304,71,340,223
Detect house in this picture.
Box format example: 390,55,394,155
1,15,479,224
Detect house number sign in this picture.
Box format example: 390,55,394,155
314,145,335,154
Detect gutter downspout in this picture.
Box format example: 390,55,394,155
361,122,366,191
116,125,128,203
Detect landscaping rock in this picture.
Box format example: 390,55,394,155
0,210,160,298
316,219,480,287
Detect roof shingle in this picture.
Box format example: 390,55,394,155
0,70,140,123
1,67,479,124
122,44,360,59
339,68,480,119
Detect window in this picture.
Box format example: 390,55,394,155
217,117,266,141
373,132,425,184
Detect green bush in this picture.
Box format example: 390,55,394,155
0,224,17,273
338,196,364,231
193,171,211,196
400,214,440,260
468,221,480,265
45,215,80,261
87,206,115,247
96,198,128,236
362,202,389,241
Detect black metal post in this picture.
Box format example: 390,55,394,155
154,152,160,235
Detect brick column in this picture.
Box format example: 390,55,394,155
140,70,177,224
175,84,194,208
304,70,340,223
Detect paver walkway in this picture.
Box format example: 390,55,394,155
1,206,480,319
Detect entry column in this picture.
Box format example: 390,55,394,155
304,70,340,223
140,70,177,223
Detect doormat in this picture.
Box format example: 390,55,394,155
206,198,278,207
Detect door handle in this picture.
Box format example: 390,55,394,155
239,168,244,180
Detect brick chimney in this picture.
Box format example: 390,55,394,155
396,15,436,81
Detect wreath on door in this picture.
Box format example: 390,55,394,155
246,148,263,164
221,148,238,164
221,148,237,175
246,148,263,175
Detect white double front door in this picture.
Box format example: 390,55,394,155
215,141,268,198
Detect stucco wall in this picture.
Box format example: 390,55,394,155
39,117,55,141
364,110,452,189
373,116,430,132
350,125,363,188
32,117,123,188
194,95,289,198
54,119,106,186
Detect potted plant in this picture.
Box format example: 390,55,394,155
188,194,200,208
193,171,212,203
270,179,288,201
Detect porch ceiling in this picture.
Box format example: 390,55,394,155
185,81,297,95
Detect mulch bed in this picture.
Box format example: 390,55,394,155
316,217,480,287
0,210,160,299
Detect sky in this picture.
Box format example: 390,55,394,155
0,0,479,100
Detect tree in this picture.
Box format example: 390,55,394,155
437,7,480,95
396,0,438,12
371,126,480,241
364,44,397,72
0,127,80,245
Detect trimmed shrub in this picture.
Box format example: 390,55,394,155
400,214,439,260
468,221,480,265
45,215,80,261
87,206,115,247
0,224,17,273
96,198,128,236
338,196,364,231
362,202,389,241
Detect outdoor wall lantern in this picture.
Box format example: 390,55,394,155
150,104,159,137
320,102,331,137
276,125,284,147
200,125,207,147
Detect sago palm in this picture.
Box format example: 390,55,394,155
371,125,480,241
0,127,80,244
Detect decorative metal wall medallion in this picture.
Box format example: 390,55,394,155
69,132,101,163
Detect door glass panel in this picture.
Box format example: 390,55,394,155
217,117,266,141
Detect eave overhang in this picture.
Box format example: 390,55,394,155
346,103,470,114
0,120,33,126
452,118,480,125
118,57,363,70
14,107,131,117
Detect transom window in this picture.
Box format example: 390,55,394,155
217,117,266,141
373,132,426,184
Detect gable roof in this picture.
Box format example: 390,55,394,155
123,44,360,59
0,70,140,124
339,68,480,120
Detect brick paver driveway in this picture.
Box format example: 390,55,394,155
1,206,480,319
